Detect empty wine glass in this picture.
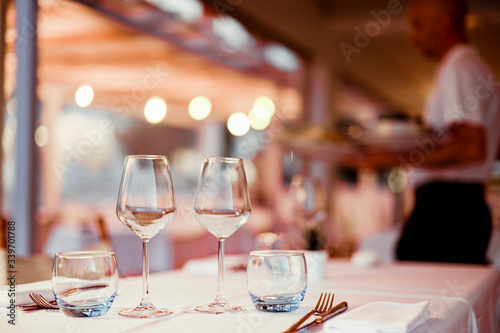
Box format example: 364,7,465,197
194,157,251,314
290,175,327,224
116,155,176,318
289,175,327,250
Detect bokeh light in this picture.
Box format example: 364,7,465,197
248,108,270,130
34,125,49,147
75,85,94,108
227,112,250,136
253,96,275,118
188,96,212,120
144,97,167,124
388,168,407,193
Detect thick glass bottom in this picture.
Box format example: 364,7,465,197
249,290,306,312
57,294,115,317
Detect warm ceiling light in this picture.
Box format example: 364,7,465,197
253,96,275,118
248,108,270,130
75,85,94,108
212,16,251,50
144,97,167,124
227,112,250,136
146,0,203,22
263,43,300,72
188,96,212,120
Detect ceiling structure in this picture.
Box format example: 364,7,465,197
4,0,500,127
5,0,303,129
315,0,500,117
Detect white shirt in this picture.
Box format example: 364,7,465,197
410,44,500,187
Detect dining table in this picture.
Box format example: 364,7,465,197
1,256,499,333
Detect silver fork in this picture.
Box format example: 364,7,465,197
29,293,59,309
284,292,334,332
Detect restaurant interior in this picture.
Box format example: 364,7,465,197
2,0,500,331
2,0,500,299
3,0,500,278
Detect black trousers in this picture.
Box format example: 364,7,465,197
396,181,492,264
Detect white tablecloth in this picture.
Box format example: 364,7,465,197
1,259,499,332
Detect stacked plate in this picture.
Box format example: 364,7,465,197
356,119,432,152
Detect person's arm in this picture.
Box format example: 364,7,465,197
418,123,486,167
358,123,486,169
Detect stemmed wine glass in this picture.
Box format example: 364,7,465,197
116,155,176,318
289,175,327,250
193,157,251,314
290,175,327,224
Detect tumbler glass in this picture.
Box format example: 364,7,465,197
52,250,118,317
247,250,307,312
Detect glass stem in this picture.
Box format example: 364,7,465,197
215,238,227,304
140,239,152,307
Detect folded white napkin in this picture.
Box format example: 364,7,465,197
324,301,430,333
0,280,54,306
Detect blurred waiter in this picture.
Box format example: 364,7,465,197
363,0,500,264
396,0,500,264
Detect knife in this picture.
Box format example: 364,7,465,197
295,301,348,332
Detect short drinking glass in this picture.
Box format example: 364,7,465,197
52,250,118,317
247,250,307,312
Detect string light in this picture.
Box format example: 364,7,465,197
144,97,167,124
248,108,270,130
75,85,94,108
227,112,250,136
252,96,275,118
188,96,212,120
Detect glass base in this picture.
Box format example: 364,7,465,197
249,290,306,312
119,305,172,318
195,301,246,314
